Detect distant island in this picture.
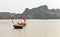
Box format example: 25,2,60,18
0,5,60,19
0,12,21,19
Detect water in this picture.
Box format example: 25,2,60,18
0,19,60,37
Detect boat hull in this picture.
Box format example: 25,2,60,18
13,23,26,29
13,25,23,29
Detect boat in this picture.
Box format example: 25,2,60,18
13,15,27,29
13,23,26,29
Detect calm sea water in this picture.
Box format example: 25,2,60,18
0,19,60,37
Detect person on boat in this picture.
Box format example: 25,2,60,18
23,18,26,23
20,21,22,25
19,21,23,26
20,15,23,19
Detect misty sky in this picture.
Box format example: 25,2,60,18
0,0,60,13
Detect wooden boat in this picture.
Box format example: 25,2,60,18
12,15,27,29
13,23,26,29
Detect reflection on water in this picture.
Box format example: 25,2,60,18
0,19,60,37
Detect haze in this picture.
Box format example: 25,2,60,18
0,0,60,13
